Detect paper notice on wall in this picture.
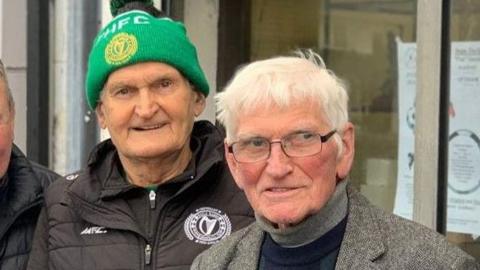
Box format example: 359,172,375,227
393,40,416,220
446,42,480,234
394,40,480,234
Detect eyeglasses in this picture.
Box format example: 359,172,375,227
228,130,336,163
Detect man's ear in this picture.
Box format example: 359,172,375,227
224,141,244,190
336,122,355,181
96,103,107,129
193,92,206,117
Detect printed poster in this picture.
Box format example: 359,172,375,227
394,40,480,234
393,40,416,220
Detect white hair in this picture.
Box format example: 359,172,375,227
216,50,349,152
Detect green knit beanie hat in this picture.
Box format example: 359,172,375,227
86,10,209,109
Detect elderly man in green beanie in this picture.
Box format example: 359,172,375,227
27,3,253,270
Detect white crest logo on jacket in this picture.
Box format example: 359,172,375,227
184,207,232,245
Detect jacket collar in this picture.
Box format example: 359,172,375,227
64,153,145,237
335,184,385,269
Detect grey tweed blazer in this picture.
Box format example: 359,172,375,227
192,185,479,270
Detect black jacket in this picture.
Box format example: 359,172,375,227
27,121,254,270
0,145,59,270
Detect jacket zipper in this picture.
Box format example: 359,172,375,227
149,190,156,209
145,189,156,267
145,243,152,265
149,174,199,268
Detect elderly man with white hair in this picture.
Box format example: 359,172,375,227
192,51,479,270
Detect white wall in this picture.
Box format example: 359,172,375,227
0,1,3,55
184,0,219,123
0,0,27,152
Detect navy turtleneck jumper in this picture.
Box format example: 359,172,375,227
259,216,347,270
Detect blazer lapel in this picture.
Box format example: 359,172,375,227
228,224,265,270
335,185,385,270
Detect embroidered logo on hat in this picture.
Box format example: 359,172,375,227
105,32,138,65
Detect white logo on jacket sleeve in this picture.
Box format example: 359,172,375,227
80,226,108,235
184,207,232,245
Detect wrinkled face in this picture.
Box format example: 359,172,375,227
0,80,14,178
225,102,354,226
97,62,205,162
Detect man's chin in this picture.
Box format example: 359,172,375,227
262,212,306,229
121,149,173,161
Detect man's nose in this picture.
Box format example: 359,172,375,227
265,143,293,179
135,90,159,118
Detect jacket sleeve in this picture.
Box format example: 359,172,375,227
26,207,49,270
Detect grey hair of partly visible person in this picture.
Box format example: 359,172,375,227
116,1,166,18
0,59,14,113
216,49,349,153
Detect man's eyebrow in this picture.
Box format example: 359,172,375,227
236,125,319,138
236,133,266,140
104,81,135,91
144,72,183,83
287,128,317,134
145,76,168,85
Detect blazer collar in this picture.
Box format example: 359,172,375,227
229,224,265,269
335,184,385,269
